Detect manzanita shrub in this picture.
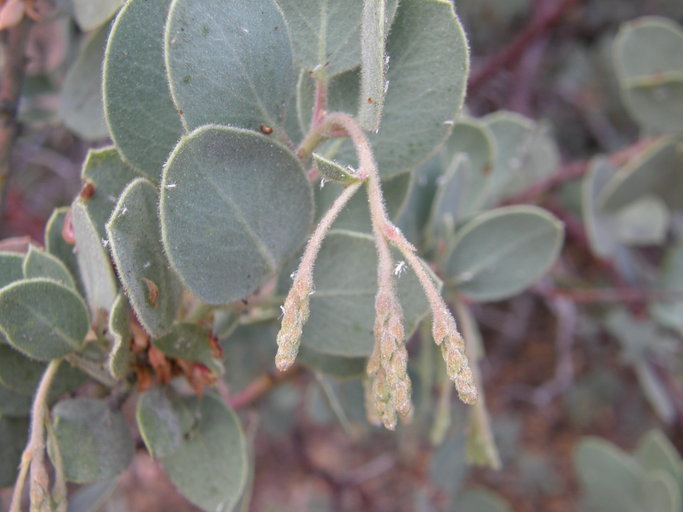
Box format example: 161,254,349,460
7,1,683,511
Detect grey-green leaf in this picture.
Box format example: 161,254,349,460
313,153,361,185
52,398,134,483
444,206,564,302
0,278,89,361
329,0,470,178
276,0,398,78
79,146,143,240
0,417,29,487
300,230,432,357
137,387,183,459
60,23,110,140
107,178,182,337
71,0,124,31
0,251,24,288
108,293,132,379
651,242,683,331
71,200,118,315
0,383,32,417
67,478,119,512
636,430,683,501
600,136,683,212
613,16,683,133
160,125,312,304
162,394,248,512
574,437,644,512
452,488,511,512
642,470,681,512
358,0,386,131
104,0,184,180
45,208,82,294
297,345,366,378
165,0,295,135
23,245,76,289
153,323,224,375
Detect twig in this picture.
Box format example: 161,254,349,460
0,17,33,222
228,365,303,410
468,0,584,92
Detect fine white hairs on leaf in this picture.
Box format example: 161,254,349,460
394,260,407,277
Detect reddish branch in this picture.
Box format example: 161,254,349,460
228,365,303,410
0,17,33,222
468,0,584,92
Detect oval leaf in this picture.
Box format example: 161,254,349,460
162,394,248,512
137,387,183,459
23,245,76,289
0,251,24,288
0,417,29,487
52,398,134,483
107,293,132,379
298,230,432,357
444,206,564,302
0,278,89,361
107,178,183,337
153,323,224,375
45,208,82,294
165,0,296,135
71,0,124,31
104,0,184,179
160,125,312,304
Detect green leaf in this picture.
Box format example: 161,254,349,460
651,242,683,331
424,154,468,250
0,343,44,393
582,157,621,258
0,278,89,361
313,153,362,185
160,125,312,304
299,230,433,357
52,398,134,483
165,0,296,135
315,171,411,234
0,251,24,287
613,17,683,133
72,200,118,315
444,206,564,302
60,23,110,140
297,345,366,378
153,323,224,375
45,208,82,294
452,488,511,512
220,320,277,392
0,417,28,487
80,147,143,240
108,293,132,379
637,430,683,502
137,387,183,459
328,0,470,178
642,470,681,512
358,0,386,131
107,178,183,337
0,383,33,416
614,196,669,246
23,245,76,289
600,136,683,212
574,437,644,512
162,394,248,512
103,0,184,180
276,0,398,78
71,0,125,31
483,111,560,202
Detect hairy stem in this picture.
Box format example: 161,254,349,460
228,365,302,410
10,359,62,512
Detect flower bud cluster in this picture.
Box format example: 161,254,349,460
275,272,312,371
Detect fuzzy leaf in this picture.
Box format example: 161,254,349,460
108,293,132,379
358,0,386,131
72,201,118,315
574,437,644,512
600,136,683,212
71,0,124,31
52,398,134,483
299,230,432,357
107,178,182,337
643,470,681,512
161,394,248,512
165,0,295,135
328,0,469,178
0,417,28,487
0,384,32,416
613,17,683,133
452,488,511,512
103,0,184,180
0,251,24,287
137,387,183,459
66,478,119,512
444,206,564,302
79,146,143,240
651,242,683,331
276,0,397,78
45,208,82,293
637,430,683,502
153,323,224,375
298,346,366,378
60,23,110,140
0,278,89,361
313,153,361,185
23,245,76,289
0,344,44,393
483,111,559,202
160,125,312,304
